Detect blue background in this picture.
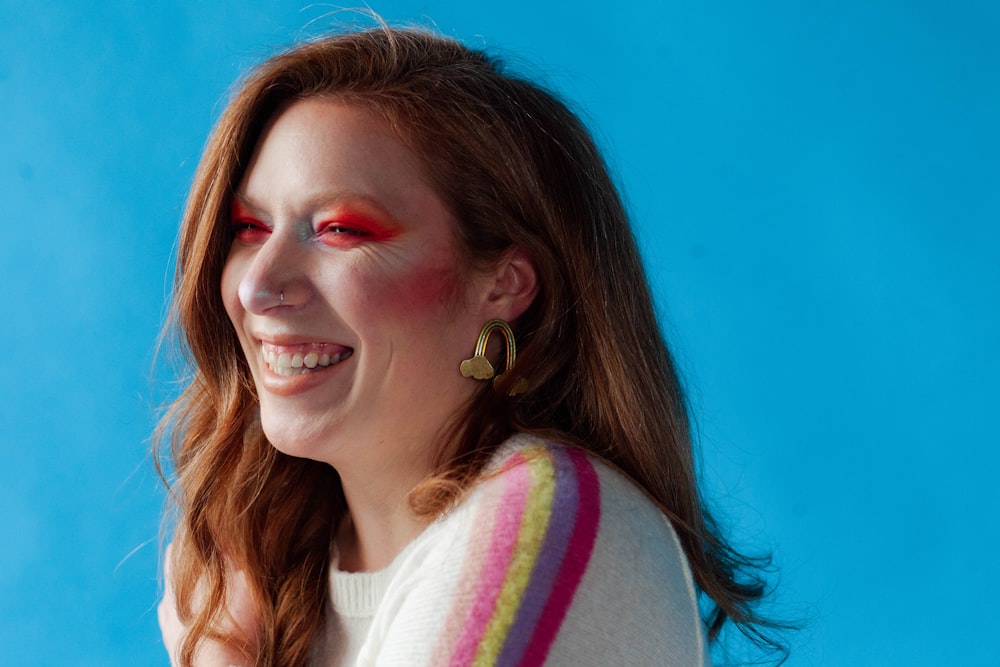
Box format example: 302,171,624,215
2,1,996,664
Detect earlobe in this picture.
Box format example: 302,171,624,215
488,246,539,321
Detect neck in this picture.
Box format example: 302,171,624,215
332,449,437,572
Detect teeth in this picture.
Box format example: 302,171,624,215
262,346,352,376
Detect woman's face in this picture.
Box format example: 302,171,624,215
221,98,494,470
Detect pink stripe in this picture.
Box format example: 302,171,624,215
429,482,502,664
519,449,601,666
447,452,533,666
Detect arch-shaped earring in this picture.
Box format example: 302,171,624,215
460,319,528,396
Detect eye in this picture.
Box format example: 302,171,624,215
316,218,388,247
229,200,271,243
319,223,370,238
230,218,271,243
314,210,398,245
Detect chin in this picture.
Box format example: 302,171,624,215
259,418,336,464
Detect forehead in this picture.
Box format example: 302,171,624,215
236,98,443,221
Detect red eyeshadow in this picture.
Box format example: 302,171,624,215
317,209,399,243
229,200,270,243
230,200,257,222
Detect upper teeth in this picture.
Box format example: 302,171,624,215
263,348,351,376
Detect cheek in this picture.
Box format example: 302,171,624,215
401,265,462,314
359,261,463,322
219,257,245,325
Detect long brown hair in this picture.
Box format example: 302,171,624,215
158,25,783,666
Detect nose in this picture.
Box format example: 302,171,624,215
236,229,311,314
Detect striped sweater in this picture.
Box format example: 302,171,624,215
315,434,710,666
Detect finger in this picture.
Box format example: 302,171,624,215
163,542,174,582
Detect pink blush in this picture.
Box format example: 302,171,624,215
395,264,462,315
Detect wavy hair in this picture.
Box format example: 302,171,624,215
157,25,784,666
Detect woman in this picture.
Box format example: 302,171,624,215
157,26,780,667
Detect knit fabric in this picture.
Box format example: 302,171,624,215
314,434,711,667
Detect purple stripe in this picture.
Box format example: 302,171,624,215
495,447,580,667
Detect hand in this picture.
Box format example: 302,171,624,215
158,543,259,667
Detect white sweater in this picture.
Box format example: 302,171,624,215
310,434,711,666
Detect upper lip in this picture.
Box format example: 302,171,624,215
252,334,356,364
252,331,349,347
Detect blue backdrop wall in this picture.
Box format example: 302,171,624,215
2,2,996,664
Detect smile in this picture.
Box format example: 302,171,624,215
261,342,354,377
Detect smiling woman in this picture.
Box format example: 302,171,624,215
156,26,785,667
220,100,501,474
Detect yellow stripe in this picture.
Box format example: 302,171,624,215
472,448,556,666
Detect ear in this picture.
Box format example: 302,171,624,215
485,246,539,321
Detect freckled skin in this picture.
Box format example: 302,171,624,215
220,99,495,477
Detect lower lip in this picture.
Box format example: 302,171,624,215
258,355,349,397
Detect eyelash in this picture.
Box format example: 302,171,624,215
318,223,370,238
231,219,270,242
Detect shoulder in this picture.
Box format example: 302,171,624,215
428,434,710,666
357,435,709,666
471,434,696,575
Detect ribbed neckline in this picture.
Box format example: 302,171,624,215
327,525,428,618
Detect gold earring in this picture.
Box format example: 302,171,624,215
460,319,528,396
